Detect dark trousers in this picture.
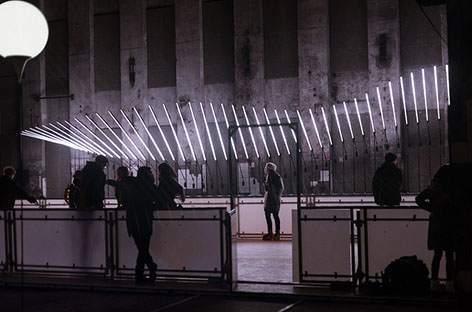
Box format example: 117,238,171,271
265,210,280,235
132,234,156,274
432,249,455,280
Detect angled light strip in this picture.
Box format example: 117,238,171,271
388,81,398,127
263,107,280,157
321,107,333,146
107,111,146,160
149,105,175,161
162,104,185,161
376,87,386,130
41,125,86,151
333,105,344,143
56,122,102,155
47,123,93,153
120,109,156,161
410,72,419,124
22,130,83,151
75,117,118,158
200,102,217,161
86,115,128,159
284,109,297,143
231,105,249,160
400,76,409,125
274,109,290,155
188,102,206,161
354,98,365,136
64,120,111,157
210,102,227,160
308,108,323,148
221,103,238,160
242,106,260,158
421,68,429,122
95,113,138,160
343,102,354,140
252,107,271,157
133,107,165,161
445,64,450,106
176,103,197,161
433,66,440,120
296,109,313,151
29,128,82,150
365,93,375,133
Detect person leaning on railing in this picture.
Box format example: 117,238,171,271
77,155,108,210
372,153,402,206
0,166,37,210
155,163,185,210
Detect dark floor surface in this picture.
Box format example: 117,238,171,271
0,288,456,312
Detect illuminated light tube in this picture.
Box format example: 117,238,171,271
376,87,386,130
308,108,323,148
433,66,440,120
321,107,333,146
231,105,249,160
56,121,103,155
47,123,93,153
364,93,375,133
28,128,82,151
274,109,290,155
64,120,111,157
176,103,197,162
221,103,238,160
120,109,156,161
343,102,354,140
75,117,118,158
149,105,175,161
252,107,271,158
200,102,217,161
162,104,185,161
22,130,82,151
133,107,165,161
421,68,429,122
354,98,365,136
410,72,419,124
86,115,129,159
400,76,409,126
40,125,85,151
94,114,138,160
263,107,280,157
210,102,227,160
446,64,450,106
242,106,260,158
333,105,344,143
388,81,398,127
107,111,146,160
296,109,313,151
188,102,206,162
284,109,297,143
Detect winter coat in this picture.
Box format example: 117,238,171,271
77,161,106,210
0,175,35,210
155,177,184,210
372,162,402,206
264,171,284,213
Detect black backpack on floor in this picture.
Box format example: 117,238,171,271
382,255,430,296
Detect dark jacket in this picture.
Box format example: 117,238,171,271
156,177,183,210
127,176,159,237
0,175,35,210
264,171,284,213
78,161,106,210
416,186,455,251
372,162,402,206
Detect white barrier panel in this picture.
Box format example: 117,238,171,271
0,211,6,271
14,210,107,273
366,208,444,279
293,208,352,282
116,209,227,278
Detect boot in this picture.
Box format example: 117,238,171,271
149,262,157,282
273,233,281,241
430,279,441,292
262,233,273,240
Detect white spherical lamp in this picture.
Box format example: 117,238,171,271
0,1,49,59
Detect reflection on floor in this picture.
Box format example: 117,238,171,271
236,240,292,283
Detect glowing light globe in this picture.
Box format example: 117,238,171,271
0,1,49,59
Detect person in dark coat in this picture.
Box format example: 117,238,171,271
263,162,284,241
106,166,130,208
77,155,108,210
416,174,456,292
0,166,36,210
127,166,158,282
155,163,184,210
372,153,402,206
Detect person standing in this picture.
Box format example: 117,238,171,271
77,155,108,210
0,166,36,210
263,162,284,241
155,163,184,210
372,153,402,206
